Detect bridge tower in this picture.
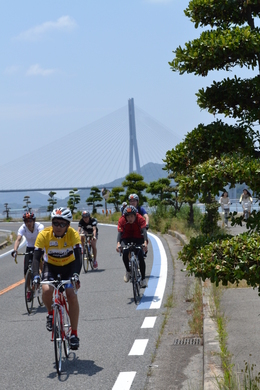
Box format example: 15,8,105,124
128,98,141,174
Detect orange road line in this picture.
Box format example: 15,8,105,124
0,279,24,296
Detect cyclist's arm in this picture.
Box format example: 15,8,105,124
13,234,22,252
143,213,149,225
72,245,82,275
32,248,44,277
140,227,148,243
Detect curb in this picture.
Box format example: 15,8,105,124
168,230,224,389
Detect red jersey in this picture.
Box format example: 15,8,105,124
117,213,146,239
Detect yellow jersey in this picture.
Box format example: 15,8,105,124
35,226,81,267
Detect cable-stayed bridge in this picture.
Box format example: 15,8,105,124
0,100,181,192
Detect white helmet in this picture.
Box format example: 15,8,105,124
51,207,73,222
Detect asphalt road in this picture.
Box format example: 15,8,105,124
0,222,176,390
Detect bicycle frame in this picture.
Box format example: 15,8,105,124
122,243,142,304
41,277,76,375
14,251,43,314
80,232,94,272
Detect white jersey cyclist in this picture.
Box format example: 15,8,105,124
18,221,44,247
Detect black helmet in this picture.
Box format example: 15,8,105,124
23,212,36,221
123,205,137,216
82,211,90,218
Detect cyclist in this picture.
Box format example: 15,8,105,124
128,193,149,229
32,207,82,350
120,202,127,214
116,205,148,288
11,211,44,283
78,211,98,269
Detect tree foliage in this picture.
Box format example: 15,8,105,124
67,188,80,215
86,186,103,214
122,172,148,205
107,186,125,212
166,0,260,284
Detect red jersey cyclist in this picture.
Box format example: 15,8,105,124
116,205,148,288
32,207,82,350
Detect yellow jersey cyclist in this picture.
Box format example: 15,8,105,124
32,207,82,350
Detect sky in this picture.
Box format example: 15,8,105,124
1,0,258,170
0,1,226,164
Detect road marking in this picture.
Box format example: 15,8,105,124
112,372,136,390
128,339,149,355
0,279,24,296
141,316,157,328
137,232,167,310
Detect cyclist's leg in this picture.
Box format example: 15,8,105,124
41,262,55,330
24,247,34,278
62,263,80,349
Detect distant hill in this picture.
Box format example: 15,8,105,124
0,162,168,211
101,162,168,187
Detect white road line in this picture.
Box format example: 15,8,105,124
128,339,149,355
112,372,136,390
141,316,157,328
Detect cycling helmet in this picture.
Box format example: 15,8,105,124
82,211,90,218
129,193,139,201
23,212,36,221
51,207,72,222
120,202,127,213
123,205,137,216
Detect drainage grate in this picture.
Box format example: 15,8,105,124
173,338,201,345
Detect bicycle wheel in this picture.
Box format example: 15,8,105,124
25,270,34,314
54,306,63,375
132,261,139,304
63,306,71,357
89,246,94,270
37,284,44,307
82,245,89,273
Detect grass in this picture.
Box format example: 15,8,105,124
211,283,260,389
188,279,203,338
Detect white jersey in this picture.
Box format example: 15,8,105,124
17,222,44,247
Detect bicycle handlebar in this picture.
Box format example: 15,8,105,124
13,251,34,264
41,277,79,294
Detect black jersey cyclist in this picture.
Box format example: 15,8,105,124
78,211,98,269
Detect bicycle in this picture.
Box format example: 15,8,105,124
80,232,94,273
14,251,43,314
41,275,77,375
121,243,142,304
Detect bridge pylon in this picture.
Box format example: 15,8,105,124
128,98,141,174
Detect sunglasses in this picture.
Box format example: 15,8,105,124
52,221,68,228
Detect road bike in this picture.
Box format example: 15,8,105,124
121,243,142,304
243,201,251,221
223,204,230,227
80,232,94,273
41,275,77,375
14,251,43,314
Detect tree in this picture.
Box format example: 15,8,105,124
107,186,125,212
23,195,31,212
47,191,57,213
86,186,103,214
121,173,148,205
3,203,11,220
67,188,80,215
166,1,260,283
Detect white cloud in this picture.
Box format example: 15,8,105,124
15,16,77,41
4,65,19,74
26,64,56,76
